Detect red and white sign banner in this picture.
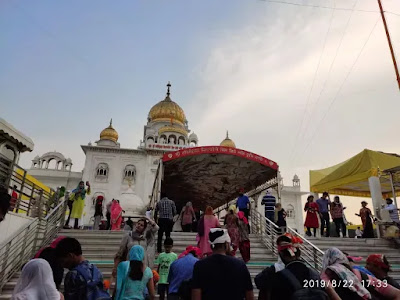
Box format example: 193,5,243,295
162,146,278,170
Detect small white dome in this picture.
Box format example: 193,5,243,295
120,187,147,215
189,132,198,141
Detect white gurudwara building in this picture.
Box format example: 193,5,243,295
80,83,199,223
27,83,305,229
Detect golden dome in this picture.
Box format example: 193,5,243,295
148,82,187,125
100,119,119,142
220,131,236,148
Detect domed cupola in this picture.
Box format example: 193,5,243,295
100,119,119,143
148,82,187,126
220,131,236,148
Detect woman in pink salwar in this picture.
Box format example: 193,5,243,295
197,206,220,256
111,200,123,231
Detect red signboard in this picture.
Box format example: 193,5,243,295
162,146,278,170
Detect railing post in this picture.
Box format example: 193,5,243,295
26,183,36,216
0,242,11,293
15,169,27,213
18,225,30,269
313,248,318,269
32,190,44,256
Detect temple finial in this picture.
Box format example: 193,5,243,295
110,118,113,126
226,130,229,139
166,81,171,97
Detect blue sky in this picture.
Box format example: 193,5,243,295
2,0,400,222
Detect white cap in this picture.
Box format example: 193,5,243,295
209,228,231,245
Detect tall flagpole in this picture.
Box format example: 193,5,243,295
377,0,400,91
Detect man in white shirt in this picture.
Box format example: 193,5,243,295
384,198,400,224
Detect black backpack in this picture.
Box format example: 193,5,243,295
280,264,329,300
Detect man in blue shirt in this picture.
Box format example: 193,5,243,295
236,188,251,221
316,192,331,237
167,246,200,300
261,190,276,223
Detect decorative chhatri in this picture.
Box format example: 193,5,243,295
220,131,236,148
100,119,119,142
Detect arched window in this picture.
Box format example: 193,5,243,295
147,137,155,145
286,204,295,218
159,135,167,144
168,135,177,145
1,144,16,161
96,163,109,179
124,164,136,180
47,158,57,169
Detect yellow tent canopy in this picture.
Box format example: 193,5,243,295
310,149,400,198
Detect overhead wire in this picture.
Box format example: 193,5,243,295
290,0,359,166
295,17,380,165
259,0,379,13
385,11,400,17
288,1,336,167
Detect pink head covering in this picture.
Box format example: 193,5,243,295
178,245,202,259
34,236,66,258
237,211,249,225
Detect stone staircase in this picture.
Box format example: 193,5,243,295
2,230,398,299
308,237,400,282
0,230,274,299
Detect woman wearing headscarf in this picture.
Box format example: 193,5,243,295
180,202,196,232
237,211,250,262
34,236,66,289
12,259,64,300
321,248,400,300
111,200,123,231
116,245,155,300
224,205,240,256
355,201,374,238
67,181,90,229
114,217,159,277
197,206,220,257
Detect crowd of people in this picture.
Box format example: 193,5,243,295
2,186,400,299
8,223,400,300
255,233,400,300
304,192,400,239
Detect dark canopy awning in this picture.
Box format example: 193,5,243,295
161,146,278,210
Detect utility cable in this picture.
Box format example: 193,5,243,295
295,17,380,165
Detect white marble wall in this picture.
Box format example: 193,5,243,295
256,186,305,233
81,147,161,224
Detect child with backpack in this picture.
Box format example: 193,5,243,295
55,237,110,300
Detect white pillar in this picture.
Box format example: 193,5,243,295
368,176,384,216
368,176,384,238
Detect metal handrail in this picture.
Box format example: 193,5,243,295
250,206,325,270
0,197,68,293
213,191,325,271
